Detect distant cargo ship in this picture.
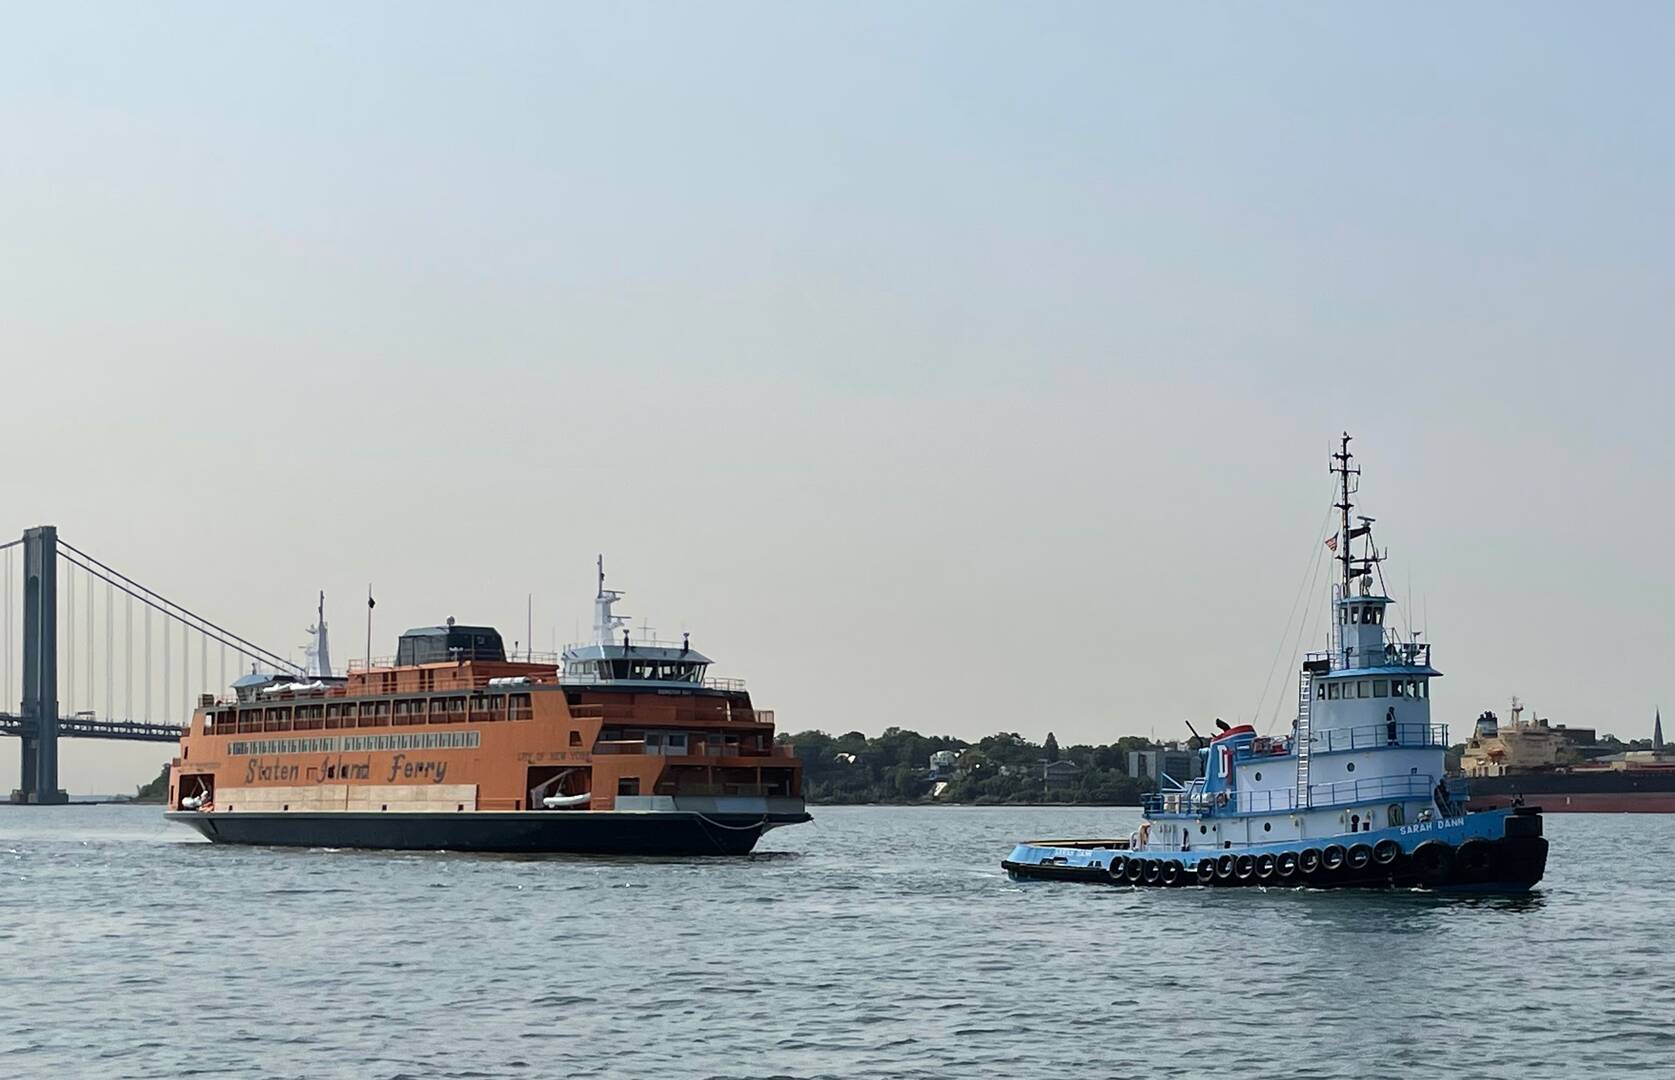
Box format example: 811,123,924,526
1458,701,1675,812
166,562,810,853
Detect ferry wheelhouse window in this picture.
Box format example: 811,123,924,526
1373,680,1389,698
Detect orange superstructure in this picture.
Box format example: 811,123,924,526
166,564,808,854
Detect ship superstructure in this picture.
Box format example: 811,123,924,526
166,562,808,854
1003,436,1547,891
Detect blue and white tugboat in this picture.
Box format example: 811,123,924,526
1003,435,1548,892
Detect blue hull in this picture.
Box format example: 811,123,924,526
1002,806,1546,892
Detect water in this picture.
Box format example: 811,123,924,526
1,806,1670,1079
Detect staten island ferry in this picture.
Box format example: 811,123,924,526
165,563,810,854
1003,435,1548,892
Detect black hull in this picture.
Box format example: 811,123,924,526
1467,770,1675,812
167,810,811,856
1004,834,1548,893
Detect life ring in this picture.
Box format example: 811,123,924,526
1346,844,1373,871
1276,851,1299,878
1105,856,1128,884
1256,853,1277,880
1411,840,1455,885
1234,854,1257,880
1162,860,1184,887
1455,839,1493,882
1195,858,1218,884
1125,858,1145,883
1372,839,1402,866
1143,859,1163,884
1321,844,1346,871
1298,848,1323,874
1215,853,1237,880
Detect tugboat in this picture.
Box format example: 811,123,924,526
166,561,810,854
1002,436,1548,891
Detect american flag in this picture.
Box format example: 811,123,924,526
1325,534,1339,552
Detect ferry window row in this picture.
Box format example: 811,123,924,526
213,693,534,733
564,659,708,683
228,731,482,756
1318,678,1428,701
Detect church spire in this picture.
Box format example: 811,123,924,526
1655,708,1664,751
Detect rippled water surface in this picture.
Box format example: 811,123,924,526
1,806,1670,1079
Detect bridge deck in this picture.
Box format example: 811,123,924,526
0,714,186,743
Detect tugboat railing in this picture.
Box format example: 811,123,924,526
1143,774,1438,816
1311,723,1448,753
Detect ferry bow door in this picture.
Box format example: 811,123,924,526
528,765,592,810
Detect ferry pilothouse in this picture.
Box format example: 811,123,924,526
1003,436,1548,891
166,561,810,854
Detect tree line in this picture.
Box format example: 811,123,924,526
777,727,1172,805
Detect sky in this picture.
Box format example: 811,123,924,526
1,3,1671,793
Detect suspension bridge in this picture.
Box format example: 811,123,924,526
1,525,302,803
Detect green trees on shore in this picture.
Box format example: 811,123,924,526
778,727,1174,805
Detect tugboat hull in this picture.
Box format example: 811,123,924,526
168,808,811,856
1002,807,1546,893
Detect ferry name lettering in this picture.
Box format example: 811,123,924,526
386,753,448,783
244,757,301,784
311,756,370,782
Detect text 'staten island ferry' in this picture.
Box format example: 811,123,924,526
1003,436,1548,892
166,562,809,854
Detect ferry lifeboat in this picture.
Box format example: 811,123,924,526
1002,435,1548,892
166,561,810,854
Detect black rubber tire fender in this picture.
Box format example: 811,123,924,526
1215,853,1237,880
1298,848,1323,874
1412,840,1456,885
1105,856,1128,884
1276,850,1299,878
1126,857,1145,883
1255,853,1277,879
1455,838,1494,881
1347,843,1373,871
1162,860,1184,887
1234,854,1257,880
1195,858,1218,884
1321,844,1346,871
1142,859,1163,884
1373,838,1402,866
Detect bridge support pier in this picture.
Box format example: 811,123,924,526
12,526,65,804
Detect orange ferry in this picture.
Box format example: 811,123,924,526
165,562,809,854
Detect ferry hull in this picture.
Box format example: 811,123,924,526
167,809,812,856
1002,808,1546,893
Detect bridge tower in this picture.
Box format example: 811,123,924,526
14,526,66,803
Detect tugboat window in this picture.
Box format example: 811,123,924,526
1346,762,1356,772
1373,680,1389,697
1199,825,1207,834
1263,822,1272,832
1392,681,1405,698
1358,680,1371,699
1254,772,1262,782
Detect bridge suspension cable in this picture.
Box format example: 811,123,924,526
56,540,301,676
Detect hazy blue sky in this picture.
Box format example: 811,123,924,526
2,3,1671,792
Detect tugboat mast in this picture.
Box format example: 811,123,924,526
1331,432,1359,598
